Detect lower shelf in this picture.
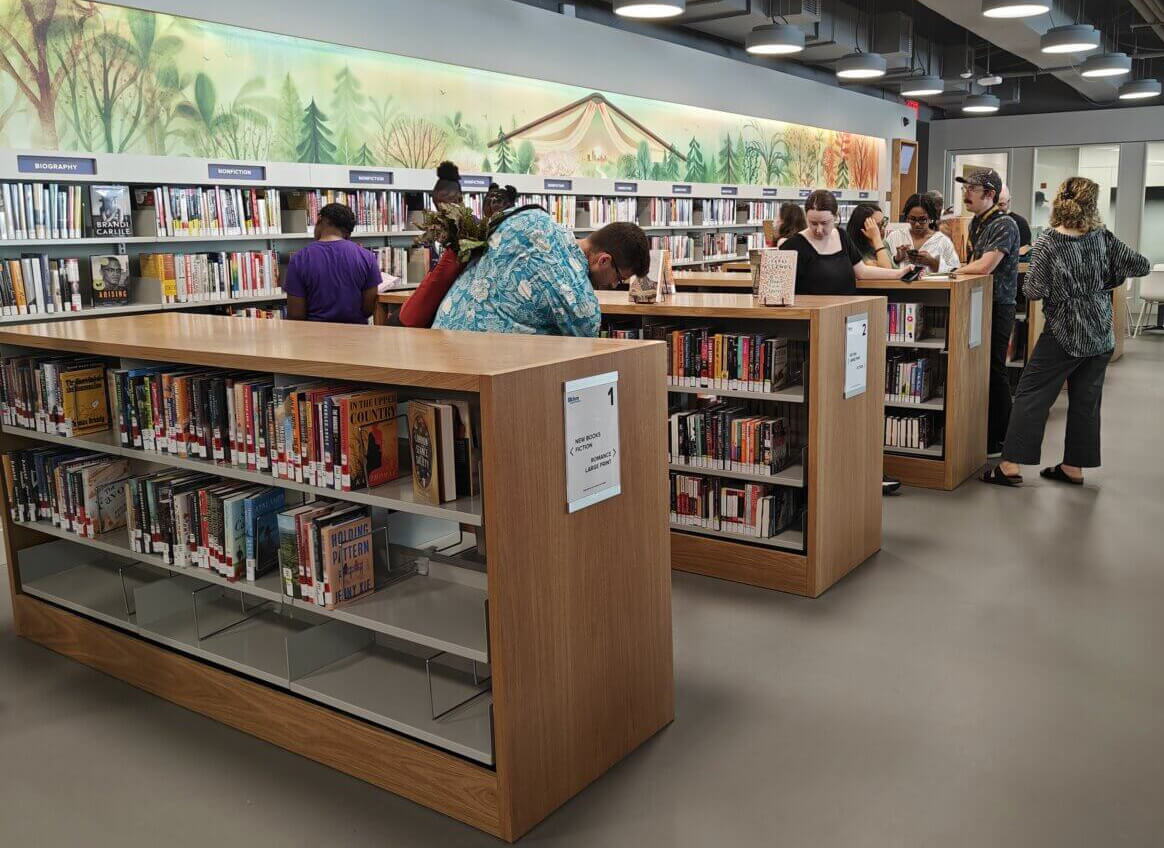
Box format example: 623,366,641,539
669,522,803,552
885,442,944,458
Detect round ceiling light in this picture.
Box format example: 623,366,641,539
612,0,685,18
1080,52,1132,78
1040,24,1101,54
836,52,888,80
900,76,944,96
981,0,1051,18
962,93,1001,113
1118,78,1162,100
745,23,805,55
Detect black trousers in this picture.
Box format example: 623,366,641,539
1001,332,1111,468
988,302,1017,448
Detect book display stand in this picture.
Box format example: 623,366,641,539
856,274,994,490
0,313,672,842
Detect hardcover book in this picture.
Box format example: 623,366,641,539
321,511,375,610
89,184,132,238
750,248,797,307
89,254,131,306
354,416,402,490
408,401,442,505
58,364,110,436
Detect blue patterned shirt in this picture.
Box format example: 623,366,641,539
431,208,601,337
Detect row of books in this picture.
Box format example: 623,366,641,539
885,352,940,404
588,197,638,226
747,201,778,224
1,256,83,314
669,470,799,539
701,199,739,225
701,232,738,257
647,198,694,227
887,302,931,343
0,181,87,240
668,402,791,475
139,185,283,237
277,499,378,606
519,194,577,228
139,250,281,303
0,355,108,436
227,305,284,320
649,235,694,261
288,189,409,234
668,331,796,393
885,413,941,450
745,231,765,250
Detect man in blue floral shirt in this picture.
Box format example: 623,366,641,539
432,210,649,337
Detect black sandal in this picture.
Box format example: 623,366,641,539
1040,464,1083,485
981,465,1022,487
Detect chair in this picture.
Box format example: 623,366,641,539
1134,265,1164,336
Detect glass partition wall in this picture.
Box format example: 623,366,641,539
1032,145,1120,238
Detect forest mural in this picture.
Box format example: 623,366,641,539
0,1,881,189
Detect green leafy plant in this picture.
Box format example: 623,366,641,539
415,202,489,264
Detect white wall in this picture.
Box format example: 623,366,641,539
111,0,913,193
1032,147,1079,230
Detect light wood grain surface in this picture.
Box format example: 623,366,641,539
673,271,753,290
856,273,994,293
0,313,651,393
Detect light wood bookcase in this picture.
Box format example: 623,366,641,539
0,313,672,842
857,274,993,490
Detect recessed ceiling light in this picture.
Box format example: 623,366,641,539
962,93,1001,113
1118,78,1162,100
981,0,1051,18
900,76,945,96
1080,52,1132,78
836,52,888,80
745,23,805,55
612,0,685,18
1040,24,1101,54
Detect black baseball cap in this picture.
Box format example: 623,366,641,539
956,169,1003,198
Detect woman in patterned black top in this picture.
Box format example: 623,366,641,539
983,177,1149,487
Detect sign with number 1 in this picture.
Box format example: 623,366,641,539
563,371,621,513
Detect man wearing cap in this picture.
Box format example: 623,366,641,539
956,168,1021,455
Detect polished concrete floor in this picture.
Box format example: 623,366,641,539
2,336,1162,847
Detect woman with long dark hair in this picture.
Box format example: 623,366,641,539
845,203,894,269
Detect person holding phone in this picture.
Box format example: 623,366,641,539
886,193,961,274
846,204,895,269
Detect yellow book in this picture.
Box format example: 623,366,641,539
59,364,110,436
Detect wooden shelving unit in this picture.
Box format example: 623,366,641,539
857,274,993,490
0,313,672,842
672,270,753,291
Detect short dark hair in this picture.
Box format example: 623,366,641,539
777,202,807,240
318,202,356,236
590,222,651,278
901,193,940,230
804,189,838,215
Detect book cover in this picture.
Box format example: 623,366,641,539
277,504,316,599
89,184,132,237
81,459,130,536
407,401,441,506
321,511,375,610
342,389,397,490
355,417,402,489
58,364,109,436
752,249,797,307
89,254,130,306
244,486,286,582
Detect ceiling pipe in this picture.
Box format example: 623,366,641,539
1127,0,1164,44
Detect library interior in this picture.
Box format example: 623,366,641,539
2,0,1164,845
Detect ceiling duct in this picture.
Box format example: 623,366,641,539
873,11,914,67
770,0,822,25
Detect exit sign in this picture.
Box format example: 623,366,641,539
905,99,920,117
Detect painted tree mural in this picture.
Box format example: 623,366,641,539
0,0,882,190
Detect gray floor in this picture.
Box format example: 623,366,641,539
2,337,1163,847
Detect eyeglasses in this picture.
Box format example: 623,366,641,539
906,215,931,224
609,255,631,286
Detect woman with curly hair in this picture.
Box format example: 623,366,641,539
983,177,1149,487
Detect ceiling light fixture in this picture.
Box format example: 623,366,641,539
745,22,805,55
1040,24,1101,54
978,74,1003,87
612,0,685,19
837,52,888,79
900,75,945,96
962,93,1001,113
981,0,1050,18
1080,52,1132,78
1118,78,1162,99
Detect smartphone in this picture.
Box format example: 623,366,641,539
900,265,924,283
906,249,921,260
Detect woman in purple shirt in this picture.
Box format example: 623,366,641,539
284,203,380,324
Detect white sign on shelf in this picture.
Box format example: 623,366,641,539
563,371,621,513
844,312,869,399
969,286,984,349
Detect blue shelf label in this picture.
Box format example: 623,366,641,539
208,164,265,180
672,184,692,195
460,174,491,189
720,186,738,196
859,191,870,199
614,181,638,193
17,154,96,175
762,188,779,198
349,169,392,185
543,178,572,191
798,189,811,198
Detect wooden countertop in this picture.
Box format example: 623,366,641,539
856,272,994,293
0,312,657,393
673,271,752,290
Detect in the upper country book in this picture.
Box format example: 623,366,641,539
89,184,132,238
89,255,131,306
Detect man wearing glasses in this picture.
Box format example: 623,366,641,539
955,168,1021,455
432,208,648,336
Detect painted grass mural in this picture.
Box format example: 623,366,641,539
0,1,881,189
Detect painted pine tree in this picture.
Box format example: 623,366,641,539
494,127,515,173
482,154,492,171
331,66,367,164
685,137,705,183
297,99,336,164
635,141,652,181
516,139,536,174
354,143,374,167
663,149,681,181
718,135,736,183
274,73,303,162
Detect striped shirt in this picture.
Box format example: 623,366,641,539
1024,228,1149,357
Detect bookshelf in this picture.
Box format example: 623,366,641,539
380,290,887,596
0,312,672,842
856,274,994,490
673,271,753,291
